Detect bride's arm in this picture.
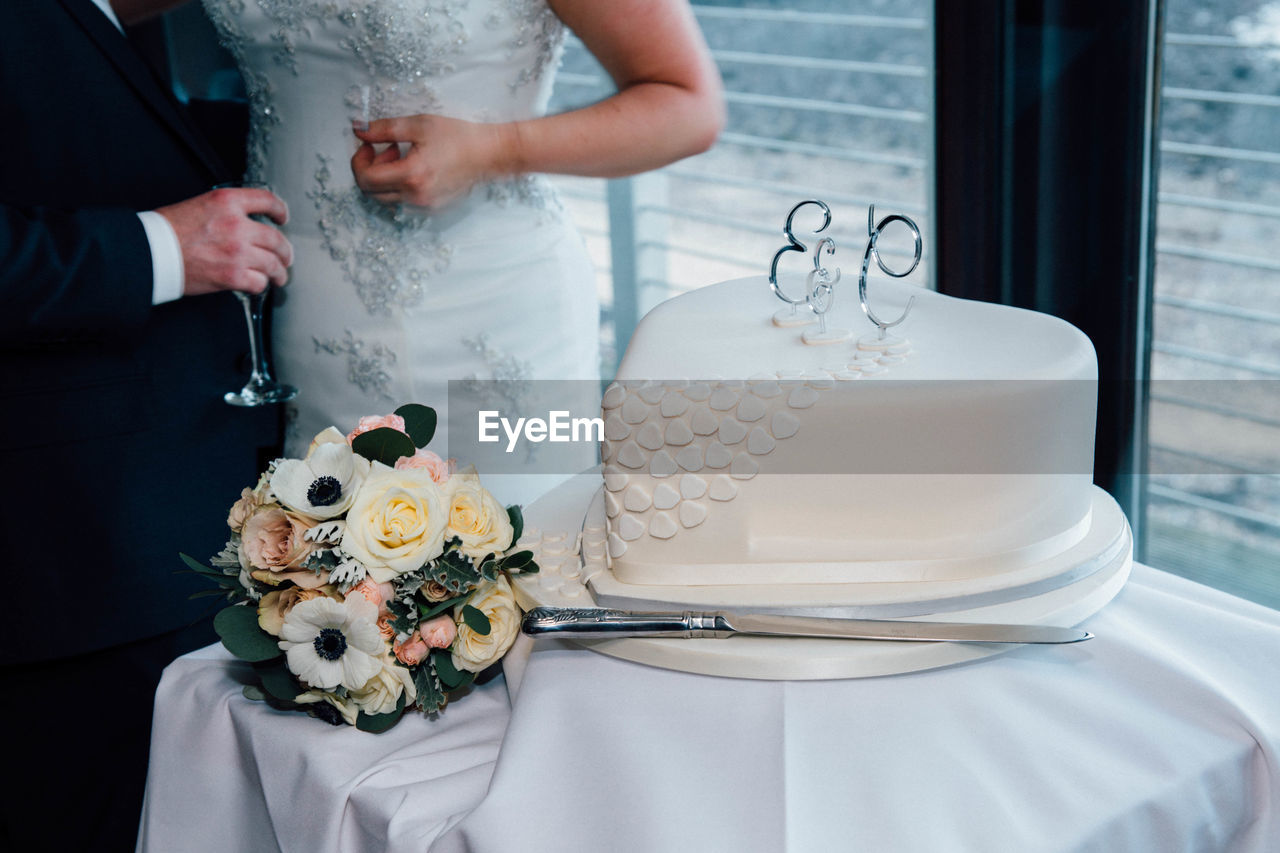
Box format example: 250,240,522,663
351,0,724,207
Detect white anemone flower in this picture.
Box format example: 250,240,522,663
278,595,385,691
270,428,371,520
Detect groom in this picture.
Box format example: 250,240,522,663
0,1,291,850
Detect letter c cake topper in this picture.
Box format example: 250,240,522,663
769,200,832,328
859,204,922,343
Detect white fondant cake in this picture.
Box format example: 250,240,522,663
597,276,1103,592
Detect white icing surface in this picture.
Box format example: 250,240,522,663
600,276,1100,587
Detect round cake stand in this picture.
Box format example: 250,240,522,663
511,473,1133,681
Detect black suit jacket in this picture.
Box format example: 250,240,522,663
0,0,278,663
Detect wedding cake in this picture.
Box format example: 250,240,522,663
579,274,1130,617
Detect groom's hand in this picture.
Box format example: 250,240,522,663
156,188,294,297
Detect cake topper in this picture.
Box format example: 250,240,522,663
768,200,832,327
801,237,851,345
858,204,922,346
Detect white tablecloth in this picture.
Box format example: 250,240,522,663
139,564,1280,853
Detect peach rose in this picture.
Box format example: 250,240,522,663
349,579,397,614
375,613,397,642
257,585,343,636
240,504,318,571
394,632,430,666
418,615,457,649
394,448,456,484
347,413,407,444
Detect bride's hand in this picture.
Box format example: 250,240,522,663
350,115,508,208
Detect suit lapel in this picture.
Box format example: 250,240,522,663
57,0,231,184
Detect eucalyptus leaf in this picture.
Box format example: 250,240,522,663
394,403,437,448
461,604,491,636
242,685,266,702
499,550,537,573
351,427,416,467
479,559,500,583
214,605,282,663
418,593,468,622
255,661,302,702
432,649,469,690
356,693,406,733
506,506,524,546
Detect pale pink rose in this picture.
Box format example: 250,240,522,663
422,581,450,603
227,487,266,533
394,448,456,484
418,615,457,649
241,508,316,573
394,632,431,666
347,414,407,444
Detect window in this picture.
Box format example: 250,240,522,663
1147,0,1280,607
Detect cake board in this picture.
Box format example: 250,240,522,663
510,472,1132,680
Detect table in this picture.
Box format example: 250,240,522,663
138,564,1280,852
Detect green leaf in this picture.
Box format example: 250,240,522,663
413,664,447,714
356,692,406,733
499,550,537,574
478,559,500,583
351,426,416,467
506,506,524,547
255,661,302,702
428,550,482,596
461,604,491,636
242,684,266,702
418,593,468,622
394,404,437,448
386,598,418,635
432,649,472,690
214,605,282,663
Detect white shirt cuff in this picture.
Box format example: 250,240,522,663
138,211,185,305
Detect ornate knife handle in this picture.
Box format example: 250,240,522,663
521,607,734,639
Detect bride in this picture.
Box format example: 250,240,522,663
116,0,723,503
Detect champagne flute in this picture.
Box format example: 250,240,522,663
217,181,299,407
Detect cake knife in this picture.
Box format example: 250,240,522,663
521,607,1093,644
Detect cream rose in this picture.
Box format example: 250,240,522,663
349,656,417,716
443,468,514,562
257,585,343,636
451,575,520,673
340,462,448,583
227,487,269,533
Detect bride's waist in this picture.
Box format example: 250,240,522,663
280,176,563,241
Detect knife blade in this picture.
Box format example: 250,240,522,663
521,607,1092,644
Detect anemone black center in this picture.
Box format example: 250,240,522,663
313,627,348,661
307,475,342,507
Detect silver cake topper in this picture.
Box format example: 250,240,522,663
858,204,923,342
801,236,851,345
768,200,832,328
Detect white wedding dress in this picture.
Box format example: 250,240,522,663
203,0,600,504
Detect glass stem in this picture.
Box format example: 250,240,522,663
239,292,271,385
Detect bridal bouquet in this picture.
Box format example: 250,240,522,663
182,404,538,732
